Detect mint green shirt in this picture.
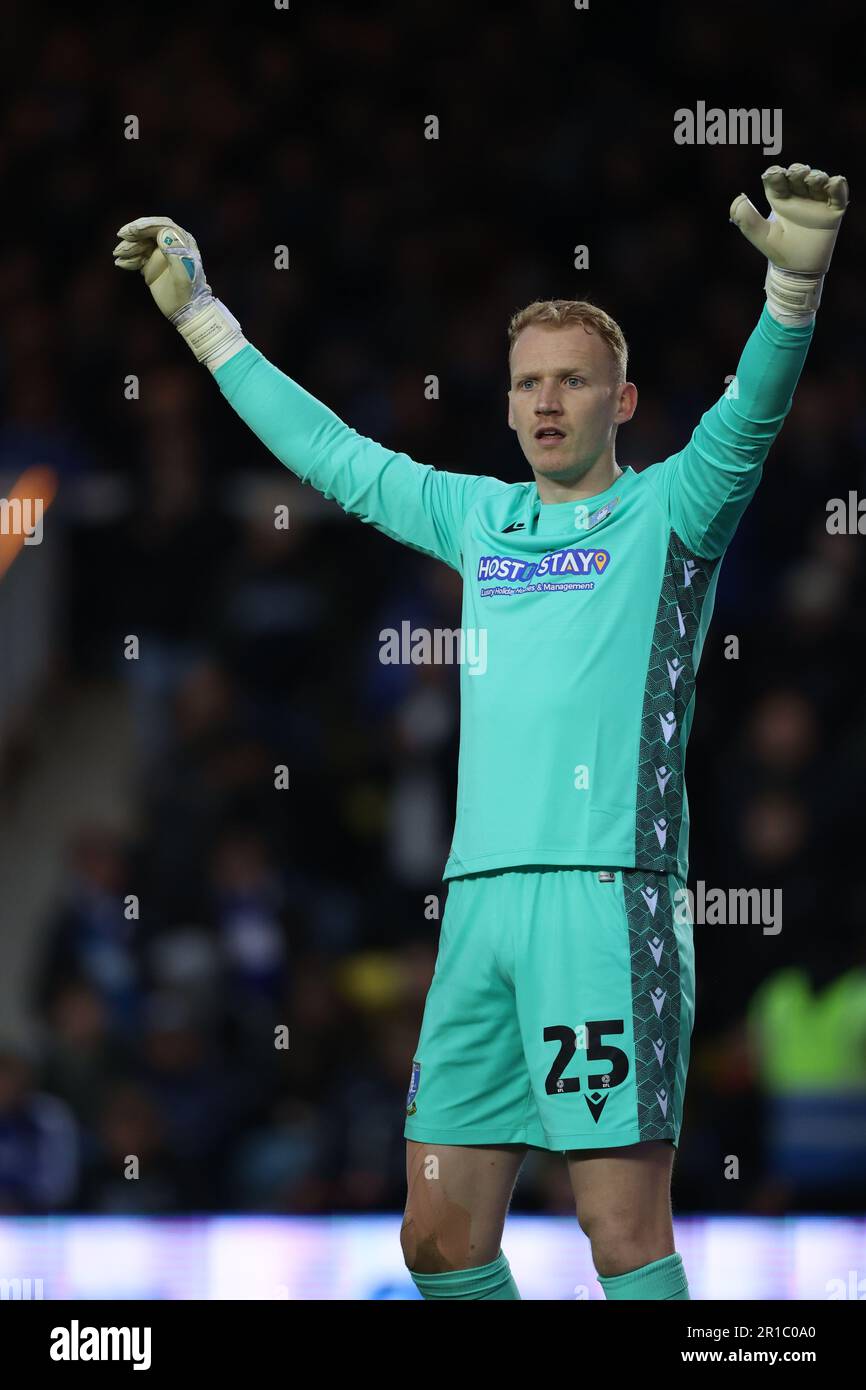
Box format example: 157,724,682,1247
214,305,814,881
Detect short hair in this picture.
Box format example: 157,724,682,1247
507,299,628,386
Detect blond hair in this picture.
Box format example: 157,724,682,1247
508,299,628,386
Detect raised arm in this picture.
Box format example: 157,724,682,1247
112,216,510,571
644,163,849,560
644,306,814,560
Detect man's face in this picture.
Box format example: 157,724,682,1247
507,322,636,488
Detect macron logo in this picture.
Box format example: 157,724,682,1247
50,1321,151,1371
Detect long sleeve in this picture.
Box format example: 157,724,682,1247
643,305,815,559
212,344,512,572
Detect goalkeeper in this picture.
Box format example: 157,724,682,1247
114,163,848,1300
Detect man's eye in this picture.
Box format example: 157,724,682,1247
566,376,585,387
519,380,535,389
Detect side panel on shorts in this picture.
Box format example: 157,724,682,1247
621,869,694,1143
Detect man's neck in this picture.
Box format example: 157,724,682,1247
535,459,623,505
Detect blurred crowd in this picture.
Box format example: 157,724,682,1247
1,1,865,1216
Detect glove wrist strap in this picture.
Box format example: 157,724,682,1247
171,297,247,368
764,264,823,326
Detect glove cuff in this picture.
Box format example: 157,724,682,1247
171,296,247,368
764,264,823,326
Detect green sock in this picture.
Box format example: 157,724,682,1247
410,1249,521,1300
598,1252,690,1300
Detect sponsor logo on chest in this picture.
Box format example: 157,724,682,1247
477,545,611,594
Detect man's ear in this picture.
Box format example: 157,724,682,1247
506,389,515,432
614,382,638,426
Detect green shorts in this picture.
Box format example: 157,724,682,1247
404,866,695,1151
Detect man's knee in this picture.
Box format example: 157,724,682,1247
400,1210,458,1274
400,1212,417,1268
400,1207,498,1274
578,1203,674,1277
578,1200,647,1245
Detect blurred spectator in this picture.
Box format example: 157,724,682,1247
743,945,866,1213
224,1099,326,1212
210,827,290,1047
320,1010,423,1211
40,982,134,1133
133,993,262,1207
77,1081,189,1214
0,1044,79,1213
32,826,143,1039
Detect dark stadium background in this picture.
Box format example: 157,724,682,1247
0,0,864,1221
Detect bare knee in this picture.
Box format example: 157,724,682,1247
401,1212,448,1274
402,1141,521,1274
400,1205,499,1274
579,1204,674,1277
578,1199,649,1244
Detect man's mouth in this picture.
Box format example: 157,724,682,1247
535,427,566,445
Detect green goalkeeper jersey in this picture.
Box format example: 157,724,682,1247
213,305,814,882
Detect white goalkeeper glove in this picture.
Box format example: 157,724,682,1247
729,163,849,325
113,216,247,369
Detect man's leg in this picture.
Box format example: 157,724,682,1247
401,1141,526,1297
402,873,546,1299
506,866,694,1299
567,1139,689,1298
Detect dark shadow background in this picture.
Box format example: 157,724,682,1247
0,0,864,1218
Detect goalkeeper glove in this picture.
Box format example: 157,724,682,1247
729,163,849,324
113,217,246,369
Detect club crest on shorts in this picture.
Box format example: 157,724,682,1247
405,1060,421,1116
